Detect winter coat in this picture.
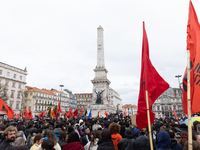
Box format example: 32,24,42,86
63,142,84,150
170,138,182,150
84,138,99,150
118,137,136,150
30,143,39,150
135,135,150,150
92,124,99,131
97,138,115,150
111,133,122,149
156,131,171,150
36,143,61,150
81,133,90,146
0,139,11,150
58,140,67,150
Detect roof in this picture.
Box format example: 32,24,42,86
122,104,137,108
26,86,55,95
74,93,92,95
49,89,66,95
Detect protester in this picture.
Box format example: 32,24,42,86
156,131,171,150
118,128,136,150
41,139,55,150
92,119,100,131
63,132,84,150
13,137,25,146
167,129,182,150
97,128,115,150
108,122,122,149
135,135,150,150
183,140,200,150
0,124,6,142
178,131,188,147
30,134,43,150
81,127,91,146
58,132,68,149
84,130,101,150
0,126,17,149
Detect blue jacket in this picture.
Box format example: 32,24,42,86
156,131,171,150
170,138,182,150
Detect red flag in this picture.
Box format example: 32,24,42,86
39,111,44,118
65,111,68,118
15,112,21,119
136,22,169,129
173,109,179,121
68,109,72,118
122,109,128,119
57,101,63,114
183,0,200,115
0,98,15,119
22,108,28,119
80,107,84,114
43,110,49,116
73,109,78,116
104,111,108,118
97,111,100,118
28,109,33,119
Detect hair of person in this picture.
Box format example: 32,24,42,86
59,132,67,141
90,130,101,146
34,134,43,143
58,122,65,128
13,137,25,146
167,129,175,138
108,122,121,134
94,119,99,124
47,130,57,146
43,122,50,129
183,140,200,150
16,131,24,138
193,121,200,130
0,124,6,131
67,132,80,143
43,129,49,138
41,139,55,150
36,128,42,134
197,124,200,132
3,126,18,138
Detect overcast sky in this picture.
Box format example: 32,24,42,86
0,0,199,105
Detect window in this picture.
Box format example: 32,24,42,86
12,82,15,87
111,96,113,99
0,70,2,75
29,100,32,103
20,76,22,80
157,106,160,110
13,74,16,79
5,80,9,86
16,102,20,109
9,101,13,108
35,106,37,111
30,93,32,96
17,92,20,98
25,100,27,103
7,72,10,77
18,83,21,88
29,106,31,110
11,91,14,98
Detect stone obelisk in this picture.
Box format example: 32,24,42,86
89,26,115,116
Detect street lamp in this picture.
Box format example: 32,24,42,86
175,75,182,116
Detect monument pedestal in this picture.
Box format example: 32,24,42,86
87,103,115,117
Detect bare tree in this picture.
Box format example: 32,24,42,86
0,83,9,103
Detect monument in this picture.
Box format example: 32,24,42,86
87,26,115,117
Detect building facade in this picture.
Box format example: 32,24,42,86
109,88,123,112
0,62,27,114
122,104,138,115
64,89,77,111
75,93,92,113
152,87,183,118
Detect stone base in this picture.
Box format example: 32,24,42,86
87,104,115,117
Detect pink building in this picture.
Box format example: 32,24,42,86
0,62,27,114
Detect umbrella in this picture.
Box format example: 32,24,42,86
184,116,200,126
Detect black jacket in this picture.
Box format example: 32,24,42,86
118,137,136,150
170,138,182,150
97,138,115,150
58,140,67,150
81,133,90,146
0,139,11,150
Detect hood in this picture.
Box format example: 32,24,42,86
111,133,121,139
157,131,171,149
170,138,177,148
135,135,150,149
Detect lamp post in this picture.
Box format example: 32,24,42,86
175,75,182,116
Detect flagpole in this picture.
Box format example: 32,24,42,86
145,90,154,150
187,50,193,150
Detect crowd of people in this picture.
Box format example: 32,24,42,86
0,113,199,150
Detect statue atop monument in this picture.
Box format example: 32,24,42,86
94,89,105,104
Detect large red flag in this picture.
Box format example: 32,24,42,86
39,111,44,118
15,112,21,119
28,109,33,119
122,109,127,119
104,111,108,118
22,108,28,119
136,22,169,129
0,98,15,119
57,101,63,114
80,107,84,114
68,109,72,118
173,109,179,121
183,0,200,115
73,109,78,116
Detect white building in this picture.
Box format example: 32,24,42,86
109,88,123,112
0,62,27,114
122,104,138,115
152,87,183,118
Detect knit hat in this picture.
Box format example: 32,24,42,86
124,128,134,138
101,129,111,139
